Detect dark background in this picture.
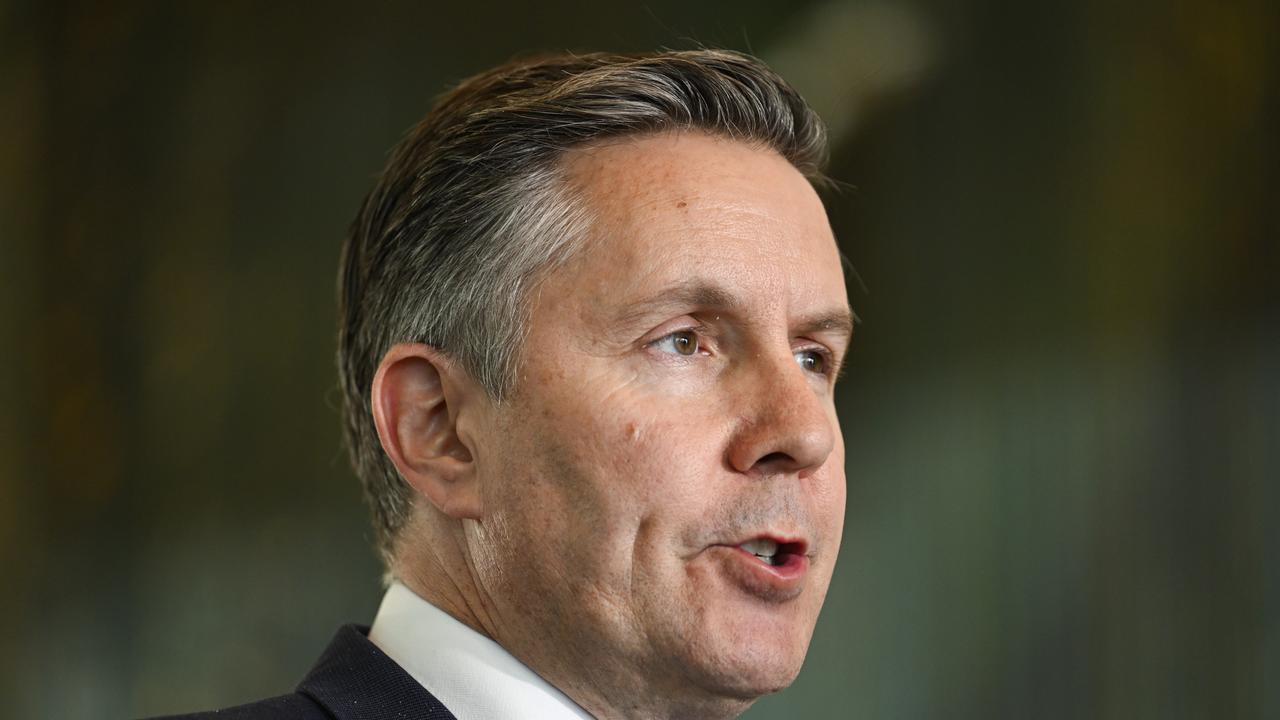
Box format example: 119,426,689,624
2,1,1276,718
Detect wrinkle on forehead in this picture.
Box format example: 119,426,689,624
533,133,847,355
561,131,830,249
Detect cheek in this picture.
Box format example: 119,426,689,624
483,391,673,563
556,402,721,580
823,427,846,500
810,430,847,577
484,369,734,570
556,377,708,490
604,406,726,519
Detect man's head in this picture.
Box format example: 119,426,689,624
339,50,851,718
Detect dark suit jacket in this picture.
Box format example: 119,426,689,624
148,625,458,719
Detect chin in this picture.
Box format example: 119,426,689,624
685,629,811,701
646,566,827,707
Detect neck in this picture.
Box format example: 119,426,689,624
391,509,496,641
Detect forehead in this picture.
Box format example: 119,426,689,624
556,132,845,315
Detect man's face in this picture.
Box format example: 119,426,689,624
465,132,850,712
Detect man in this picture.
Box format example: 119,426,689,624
160,49,853,719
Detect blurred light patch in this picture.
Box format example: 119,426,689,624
766,0,937,144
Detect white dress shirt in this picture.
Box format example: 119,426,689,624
368,580,595,720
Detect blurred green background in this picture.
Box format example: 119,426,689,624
1,1,1276,718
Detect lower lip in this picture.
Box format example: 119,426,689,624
712,546,808,602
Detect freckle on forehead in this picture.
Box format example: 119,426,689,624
676,200,687,209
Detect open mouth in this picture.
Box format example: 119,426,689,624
716,536,810,600
737,538,806,567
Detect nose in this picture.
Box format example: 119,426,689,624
726,353,837,478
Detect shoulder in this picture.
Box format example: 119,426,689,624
142,625,456,720
143,692,329,719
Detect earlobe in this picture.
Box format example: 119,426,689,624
370,343,483,520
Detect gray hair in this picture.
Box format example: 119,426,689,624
338,49,830,564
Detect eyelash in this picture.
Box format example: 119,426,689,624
648,325,711,358
647,326,839,379
795,346,837,378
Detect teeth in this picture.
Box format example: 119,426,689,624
740,539,779,558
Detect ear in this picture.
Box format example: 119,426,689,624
370,343,483,520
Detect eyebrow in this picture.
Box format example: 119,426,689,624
795,308,858,341
615,280,742,324
614,278,857,340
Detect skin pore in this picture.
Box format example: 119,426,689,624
373,131,852,719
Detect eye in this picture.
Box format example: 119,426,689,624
795,348,830,375
652,329,701,356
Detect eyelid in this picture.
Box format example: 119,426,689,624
643,319,718,364
642,317,708,346
642,321,845,378
794,341,842,380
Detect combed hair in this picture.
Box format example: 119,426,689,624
338,49,829,564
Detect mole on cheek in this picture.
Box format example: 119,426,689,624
625,422,642,442
676,200,687,209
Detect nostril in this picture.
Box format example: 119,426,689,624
728,396,835,475
754,451,794,472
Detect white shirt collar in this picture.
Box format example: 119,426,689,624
368,580,595,720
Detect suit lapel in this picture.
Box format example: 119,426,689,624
297,624,458,720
